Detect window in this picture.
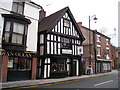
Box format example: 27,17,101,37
64,19,70,35
47,41,50,54
3,21,28,45
12,22,24,44
61,37,72,49
40,46,44,55
40,34,44,44
8,57,31,70
97,35,100,42
97,47,101,56
106,39,109,45
64,19,70,27
12,2,24,14
52,59,66,71
4,21,11,42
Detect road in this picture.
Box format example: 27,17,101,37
37,71,119,89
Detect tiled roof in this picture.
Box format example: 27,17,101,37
38,7,85,42
38,7,68,32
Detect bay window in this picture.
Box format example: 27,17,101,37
3,21,27,44
2,14,31,51
4,21,11,42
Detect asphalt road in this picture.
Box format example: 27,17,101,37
37,71,119,89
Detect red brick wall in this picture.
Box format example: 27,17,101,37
110,45,117,68
1,56,8,82
31,57,37,80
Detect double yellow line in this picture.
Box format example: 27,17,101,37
4,74,112,90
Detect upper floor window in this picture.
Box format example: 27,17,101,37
64,19,70,28
12,2,24,14
64,18,70,35
97,35,100,42
12,22,25,44
3,20,28,45
61,37,72,49
97,47,101,56
106,39,109,45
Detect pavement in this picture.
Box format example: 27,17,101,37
1,70,118,89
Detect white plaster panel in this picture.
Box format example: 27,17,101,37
0,0,13,11
24,2,40,20
26,19,38,52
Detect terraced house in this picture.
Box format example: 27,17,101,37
78,22,112,74
0,1,85,82
37,7,85,79
0,0,41,82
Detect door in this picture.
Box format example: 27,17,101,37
73,61,77,76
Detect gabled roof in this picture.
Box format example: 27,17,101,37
38,7,85,42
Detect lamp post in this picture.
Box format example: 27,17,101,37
88,15,97,66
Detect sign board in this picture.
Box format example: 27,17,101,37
77,46,83,55
82,58,86,61
8,60,13,68
62,49,72,54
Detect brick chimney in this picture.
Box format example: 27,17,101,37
39,8,46,20
77,22,82,28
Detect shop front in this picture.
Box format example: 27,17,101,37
37,55,81,79
96,59,112,73
0,50,37,82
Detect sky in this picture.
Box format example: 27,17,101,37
32,0,119,47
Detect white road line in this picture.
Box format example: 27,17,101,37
94,80,114,86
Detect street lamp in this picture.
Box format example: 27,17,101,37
88,15,97,66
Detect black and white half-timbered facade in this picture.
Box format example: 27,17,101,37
37,7,85,78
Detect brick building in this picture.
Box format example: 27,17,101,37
118,47,120,68
0,0,42,82
110,45,118,69
77,22,112,74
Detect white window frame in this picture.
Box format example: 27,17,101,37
97,35,100,42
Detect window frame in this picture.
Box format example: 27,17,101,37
63,18,70,35
3,18,28,46
97,47,101,56
8,57,32,71
12,2,24,15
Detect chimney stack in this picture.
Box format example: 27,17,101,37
77,22,82,27
39,8,46,20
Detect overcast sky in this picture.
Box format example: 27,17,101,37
33,0,119,46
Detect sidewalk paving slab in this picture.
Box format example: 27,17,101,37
1,70,118,89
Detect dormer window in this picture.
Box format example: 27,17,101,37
12,2,24,14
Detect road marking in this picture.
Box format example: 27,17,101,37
94,80,114,86
5,74,112,90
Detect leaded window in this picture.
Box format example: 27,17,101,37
61,37,72,49
52,59,66,71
